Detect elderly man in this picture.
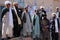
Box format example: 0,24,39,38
13,2,23,37
56,7,60,18
50,13,59,40
1,1,18,40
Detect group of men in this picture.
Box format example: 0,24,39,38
1,1,60,40
1,1,23,40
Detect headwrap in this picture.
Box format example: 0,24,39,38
13,2,18,6
56,7,59,9
5,1,11,5
40,6,44,9
52,13,56,17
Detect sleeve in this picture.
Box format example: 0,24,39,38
29,13,32,23
22,13,26,23
12,9,18,21
48,20,50,27
57,18,60,28
59,12,60,17
1,8,7,21
47,19,50,31
50,19,55,32
33,15,36,26
43,10,47,16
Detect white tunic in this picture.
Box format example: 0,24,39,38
2,12,13,38
55,18,59,32
56,12,59,18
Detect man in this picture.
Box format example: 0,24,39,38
22,7,32,37
56,7,60,18
13,2,23,37
41,14,50,40
37,6,46,20
1,1,17,40
32,10,41,40
40,6,46,14
50,13,59,40
40,6,47,20
13,2,23,19
56,7,60,28
37,6,47,34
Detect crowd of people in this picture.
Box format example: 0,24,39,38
1,1,60,40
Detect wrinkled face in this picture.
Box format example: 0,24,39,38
6,4,11,8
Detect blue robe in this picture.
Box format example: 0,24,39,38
33,14,40,38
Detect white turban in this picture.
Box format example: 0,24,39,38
40,6,44,9
56,7,59,9
13,2,18,5
52,13,56,17
5,1,11,5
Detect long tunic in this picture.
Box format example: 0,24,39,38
13,7,23,37
2,8,13,38
50,18,59,40
41,19,50,40
33,15,40,38
23,13,32,36
1,8,18,38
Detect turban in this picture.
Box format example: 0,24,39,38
56,7,59,9
40,6,44,9
5,1,11,5
52,12,56,17
13,2,18,6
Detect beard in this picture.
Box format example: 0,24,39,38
53,16,56,19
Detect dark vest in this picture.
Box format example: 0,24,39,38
51,18,59,32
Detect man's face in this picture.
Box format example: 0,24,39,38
6,4,11,8
14,4,18,8
53,14,56,18
44,16,47,19
25,7,28,12
41,8,44,11
57,8,59,12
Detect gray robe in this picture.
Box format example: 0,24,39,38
22,13,32,36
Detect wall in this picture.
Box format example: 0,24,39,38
0,0,60,18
